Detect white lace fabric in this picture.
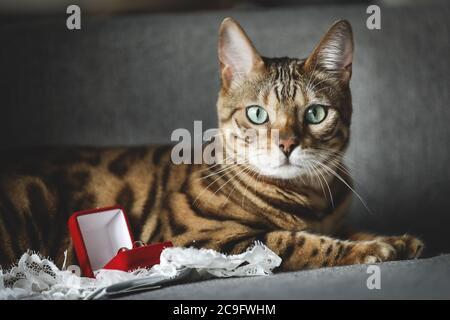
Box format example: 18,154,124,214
0,242,281,300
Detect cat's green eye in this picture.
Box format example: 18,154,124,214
305,104,328,124
246,105,269,125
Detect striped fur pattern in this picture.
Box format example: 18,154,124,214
0,19,423,271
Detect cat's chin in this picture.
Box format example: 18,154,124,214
254,164,305,180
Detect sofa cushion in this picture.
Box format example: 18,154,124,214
117,254,450,299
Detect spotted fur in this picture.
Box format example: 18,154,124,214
0,19,423,270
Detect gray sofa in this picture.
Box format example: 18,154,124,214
1,2,449,299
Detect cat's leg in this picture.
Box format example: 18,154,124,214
337,228,424,260
261,231,397,271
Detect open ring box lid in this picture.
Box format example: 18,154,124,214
68,205,172,278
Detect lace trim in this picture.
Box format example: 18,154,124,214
1,242,281,300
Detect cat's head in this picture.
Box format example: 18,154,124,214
216,18,353,180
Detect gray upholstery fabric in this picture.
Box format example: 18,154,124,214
118,254,450,300
1,3,449,299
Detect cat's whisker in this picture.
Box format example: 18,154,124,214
312,152,353,178
303,161,313,186
199,163,242,180
249,172,262,210
319,167,335,208
310,147,357,166
310,159,372,215
306,152,346,174
198,147,269,177
305,161,327,202
207,165,253,205
222,166,255,210
241,167,260,210
193,164,242,205
308,161,334,208
307,150,370,202
305,151,357,177
196,154,241,174
307,150,363,186
327,158,354,180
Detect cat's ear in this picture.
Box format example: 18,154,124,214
218,17,264,89
305,20,354,83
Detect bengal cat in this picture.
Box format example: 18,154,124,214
0,18,423,271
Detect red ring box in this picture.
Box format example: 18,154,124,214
68,205,172,278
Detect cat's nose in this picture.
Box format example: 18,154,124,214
279,137,299,156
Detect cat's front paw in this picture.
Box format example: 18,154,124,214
339,241,397,265
379,234,424,259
